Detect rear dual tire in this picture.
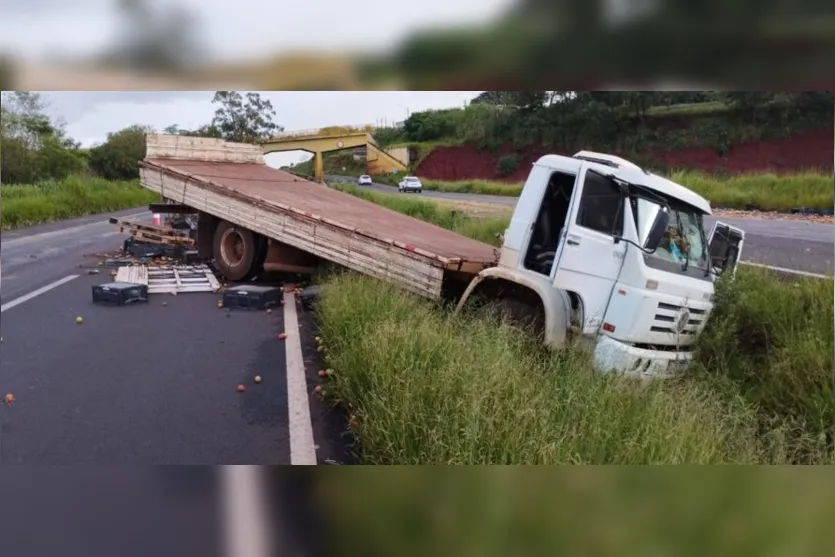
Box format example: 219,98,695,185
212,220,267,281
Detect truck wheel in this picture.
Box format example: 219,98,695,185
490,297,546,342
213,221,266,281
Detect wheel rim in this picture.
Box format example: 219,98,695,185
220,228,246,268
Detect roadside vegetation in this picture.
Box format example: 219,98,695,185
1,177,159,230
373,92,832,164
1,91,280,230
370,171,834,213
316,185,834,465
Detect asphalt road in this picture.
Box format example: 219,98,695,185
329,175,834,276
0,210,345,465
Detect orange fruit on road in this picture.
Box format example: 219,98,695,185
4,393,15,404
236,384,246,393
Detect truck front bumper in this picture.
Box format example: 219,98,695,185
593,335,693,380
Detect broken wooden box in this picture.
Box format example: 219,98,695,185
92,282,149,306
222,285,282,310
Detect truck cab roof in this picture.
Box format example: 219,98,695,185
535,151,712,215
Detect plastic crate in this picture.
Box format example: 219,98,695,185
92,282,149,306
222,285,282,310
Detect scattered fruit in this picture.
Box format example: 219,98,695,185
217,300,224,308
278,333,287,340
266,308,272,314
326,368,334,376
318,370,328,378
4,393,15,404
314,385,323,393
236,384,246,393
75,316,83,324
320,389,327,397
254,376,262,383
349,416,361,428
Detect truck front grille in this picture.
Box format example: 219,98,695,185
650,302,707,337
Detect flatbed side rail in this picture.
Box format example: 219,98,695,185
139,162,467,299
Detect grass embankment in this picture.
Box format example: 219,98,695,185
0,176,159,230
316,185,833,464
373,171,833,213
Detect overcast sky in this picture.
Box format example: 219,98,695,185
40,91,482,167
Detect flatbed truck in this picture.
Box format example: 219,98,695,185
138,134,745,379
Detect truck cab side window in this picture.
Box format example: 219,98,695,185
576,171,623,236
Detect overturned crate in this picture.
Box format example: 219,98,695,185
115,264,221,294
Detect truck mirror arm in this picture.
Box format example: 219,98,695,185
612,234,660,255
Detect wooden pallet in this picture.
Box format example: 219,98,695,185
110,217,195,247
115,264,221,294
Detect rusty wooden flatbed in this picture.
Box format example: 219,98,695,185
138,134,499,299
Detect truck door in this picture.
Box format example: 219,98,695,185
551,167,628,334
706,221,745,278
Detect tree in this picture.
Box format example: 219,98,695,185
88,125,153,180
0,91,86,183
209,91,282,144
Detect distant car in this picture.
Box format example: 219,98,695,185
398,176,422,193
358,175,372,186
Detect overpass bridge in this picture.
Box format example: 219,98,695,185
262,126,409,182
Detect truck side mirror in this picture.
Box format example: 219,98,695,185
644,208,671,250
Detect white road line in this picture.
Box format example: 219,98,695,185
0,275,79,313
740,260,833,279
2,211,148,247
283,291,317,465
220,466,272,557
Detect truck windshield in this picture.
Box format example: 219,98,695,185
632,196,709,276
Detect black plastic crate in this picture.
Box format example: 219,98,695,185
222,285,282,310
92,282,149,306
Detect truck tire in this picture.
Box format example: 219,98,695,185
212,221,266,281
487,296,546,342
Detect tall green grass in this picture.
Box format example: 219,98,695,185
317,185,834,464
372,171,833,212
333,183,508,243
1,175,160,230
317,275,770,464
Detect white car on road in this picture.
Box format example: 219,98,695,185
358,175,372,186
398,176,423,193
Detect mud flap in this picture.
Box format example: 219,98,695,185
707,221,745,278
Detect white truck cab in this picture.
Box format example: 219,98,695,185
457,151,745,379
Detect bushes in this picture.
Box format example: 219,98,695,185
496,153,520,176
0,136,87,184
88,125,150,180
693,270,834,462
1,176,160,230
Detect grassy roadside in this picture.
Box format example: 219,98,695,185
372,171,833,213
0,175,159,230
316,185,833,464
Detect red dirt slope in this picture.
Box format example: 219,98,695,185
416,128,834,181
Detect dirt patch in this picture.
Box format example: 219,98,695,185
713,208,834,224
430,198,514,219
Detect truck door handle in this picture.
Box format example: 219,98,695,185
566,235,581,246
